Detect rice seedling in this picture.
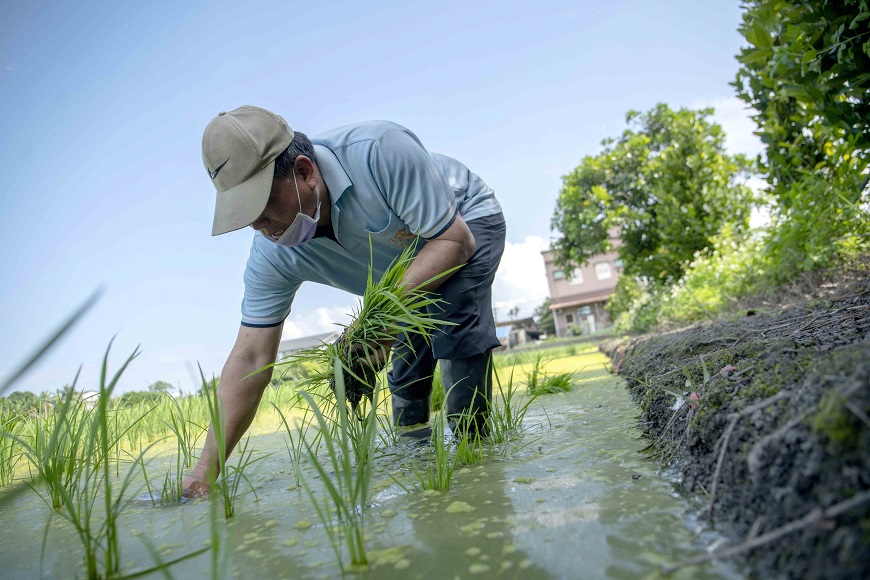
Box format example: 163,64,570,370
24,378,95,510
201,370,265,519
374,384,400,448
413,408,463,491
163,392,206,469
298,359,380,570
429,365,445,412
487,365,539,446
271,242,454,407
273,399,319,488
13,343,143,577
0,410,25,487
525,353,576,396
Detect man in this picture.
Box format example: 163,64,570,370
182,105,505,497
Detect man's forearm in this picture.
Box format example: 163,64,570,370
402,216,476,292
189,355,273,480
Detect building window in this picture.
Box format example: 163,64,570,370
595,262,612,280
568,270,583,285
553,270,564,280
565,313,574,324
578,305,592,316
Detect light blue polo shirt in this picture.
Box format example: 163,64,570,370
240,121,502,328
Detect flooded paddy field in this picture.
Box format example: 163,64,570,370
0,347,741,578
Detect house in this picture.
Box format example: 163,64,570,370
495,317,542,349
541,249,623,337
277,331,341,360
80,390,100,409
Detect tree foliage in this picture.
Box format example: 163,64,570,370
533,298,556,335
551,104,755,284
735,0,870,278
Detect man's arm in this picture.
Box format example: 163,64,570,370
357,215,476,367
182,323,283,497
402,214,475,292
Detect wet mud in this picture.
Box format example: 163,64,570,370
607,277,870,578
0,350,741,578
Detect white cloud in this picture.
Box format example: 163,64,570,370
695,96,764,159
491,235,550,321
282,305,354,340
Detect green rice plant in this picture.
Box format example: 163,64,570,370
15,343,143,577
159,448,184,505
25,379,95,510
201,369,264,519
374,384,400,448
163,393,206,469
272,242,455,403
0,296,208,577
525,353,576,396
488,365,539,446
0,410,25,487
273,400,319,488
298,359,379,570
429,366,445,412
452,407,485,466
413,409,462,491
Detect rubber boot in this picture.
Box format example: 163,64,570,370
441,351,492,438
391,393,430,427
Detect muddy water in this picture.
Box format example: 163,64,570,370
0,350,740,578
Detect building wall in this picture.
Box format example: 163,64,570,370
553,301,610,337
542,250,622,337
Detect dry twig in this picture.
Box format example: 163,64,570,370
664,490,870,575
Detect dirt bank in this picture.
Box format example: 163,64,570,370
605,275,870,579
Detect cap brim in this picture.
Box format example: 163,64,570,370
211,159,275,236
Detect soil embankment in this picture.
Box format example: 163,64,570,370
605,277,870,578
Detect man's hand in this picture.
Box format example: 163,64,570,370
181,473,210,499
330,333,395,412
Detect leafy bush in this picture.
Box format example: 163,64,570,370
551,103,756,284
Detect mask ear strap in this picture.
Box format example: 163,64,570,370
293,171,303,215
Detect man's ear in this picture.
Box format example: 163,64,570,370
294,155,317,187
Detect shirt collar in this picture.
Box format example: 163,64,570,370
313,144,352,205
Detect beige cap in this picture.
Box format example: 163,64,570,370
202,105,294,235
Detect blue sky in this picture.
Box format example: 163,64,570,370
0,0,761,395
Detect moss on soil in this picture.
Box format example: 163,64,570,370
603,277,870,579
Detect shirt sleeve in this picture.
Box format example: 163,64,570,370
240,237,302,327
369,127,458,239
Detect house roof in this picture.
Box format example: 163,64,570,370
549,288,614,310
277,331,341,355
495,317,536,328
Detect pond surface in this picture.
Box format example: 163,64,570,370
0,350,740,578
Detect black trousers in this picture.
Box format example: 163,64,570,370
387,213,506,414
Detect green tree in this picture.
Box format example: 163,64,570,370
148,380,174,393
533,298,556,335
734,0,870,278
1,390,41,414
551,104,755,284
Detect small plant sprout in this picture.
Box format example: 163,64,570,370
273,399,319,488
414,408,463,491
162,389,207,469
525,353,577,396
488,364,538,444
201,368,265,519
299,357,380,571
0,411,24,487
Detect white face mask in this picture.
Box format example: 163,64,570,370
268,176,320,247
